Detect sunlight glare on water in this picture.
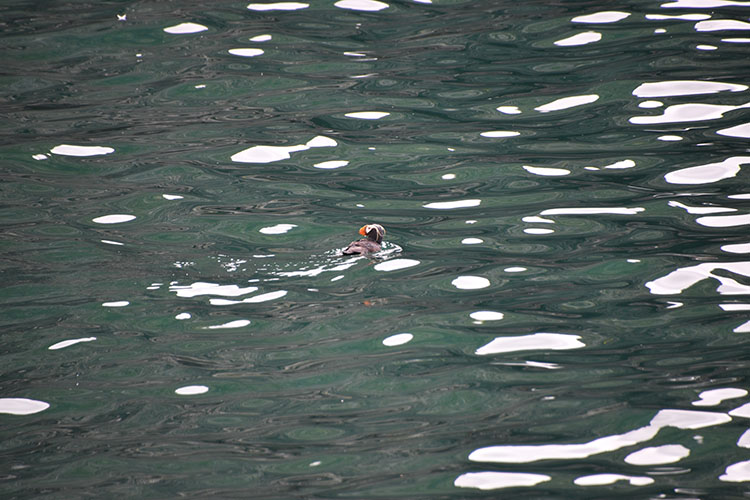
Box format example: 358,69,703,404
3,0,750,497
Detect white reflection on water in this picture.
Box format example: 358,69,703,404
664,156,750,184
382,333,413,346
571,11,630,23
476,333,584,355
373,259,419,271
0,398,50,415
92,214,136,224
170,282,258,298
314,160,349,169
480,130,519,138
163,22,208,34
216,255,247,273
630,102,750,125
668,200,735,214
646,13,711,20
602,159,635,169
210,290,287,306
632,80,747,97
646,261,750,295
739,430,750,447
638,100,663,108
102,301,129,307
496,105,521,114
469,310,504,321
693,388,748,406
624,444,690,465
720,304,750,311
345,111,390,119
554,32,601,46
247,2,309,11
259,223,297,234
204,319,251,329
335,0,389,11
454,471,550,490
50,144,114,156
175,385,209,395
574,474,653,486
718,122,750,138
275,256,361,278
697,213,750,227
49,337,97,350
423,199,481,209
469,409,730,464
228,48,264,57
497,360,561,370
585,160,636,171
721,243,750,253
250,34,272,42
523,165,570,176
730,402,750,418
451,276,490,290
662,0,750,7
540,207,644,215
696,19,750,31
721,460,750,482
231,136,336,163
522,216,554,224
535,94,599,112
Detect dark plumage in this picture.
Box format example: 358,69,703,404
342,224,386,255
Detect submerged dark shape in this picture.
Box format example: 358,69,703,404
342,224,386,255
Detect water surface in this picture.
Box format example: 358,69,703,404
3,0,750,497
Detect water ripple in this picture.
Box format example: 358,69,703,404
5,0,750,497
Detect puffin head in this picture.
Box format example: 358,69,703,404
359,224,385,244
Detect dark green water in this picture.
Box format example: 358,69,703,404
3,0,750,497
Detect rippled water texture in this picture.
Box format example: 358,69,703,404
3,0,750,497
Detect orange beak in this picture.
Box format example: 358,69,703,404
359,225,368,236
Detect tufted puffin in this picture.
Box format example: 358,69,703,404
342,224,385,255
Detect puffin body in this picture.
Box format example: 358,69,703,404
343,224,385,255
